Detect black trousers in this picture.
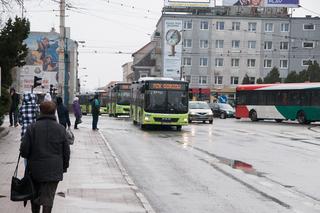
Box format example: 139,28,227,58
92,114,99,129
9,108,18,126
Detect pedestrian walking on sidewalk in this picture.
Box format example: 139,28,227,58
72,97,82,129
56,97,71,129
9,88,20,127
20,101,70,213
19,93,39,137
91,94,100,130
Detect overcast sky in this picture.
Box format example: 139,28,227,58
4,0,320,90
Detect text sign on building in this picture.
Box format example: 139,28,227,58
163,20,182,79
164,0,214,7
265,0,299,8
223,0,299,7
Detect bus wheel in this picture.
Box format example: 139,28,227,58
209,120,213,124
220,112,227,119
114,114,118,118
133,120,137,125
297,111,309,124
176,126,182,131
275,119,283,123
249,110,258,122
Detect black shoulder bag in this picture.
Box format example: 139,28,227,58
10,155,36,201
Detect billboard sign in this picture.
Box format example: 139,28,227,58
164,0,215,7
163,20,182,79
223,0,299,7
19,32,60,93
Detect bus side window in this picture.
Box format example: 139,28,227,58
288,91,300,105
311,91,320,106
300,90,311,106
266,91,275,105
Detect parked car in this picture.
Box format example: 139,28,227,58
188,101,213,124
209,103,235,119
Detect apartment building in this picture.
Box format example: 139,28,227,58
132,6,320,100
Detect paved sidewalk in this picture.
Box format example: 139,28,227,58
0,118,152,213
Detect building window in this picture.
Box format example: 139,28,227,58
199,76,208,85
230,76,239,85
185,75,191,82
200,21,209,30
191,76,199,84
280,60,288,68
264,59,272,68
248,22,257,32
183,20,192,30
215,40,224,48
302,60,315,66
248,41,256,49
232,22,240,31
303,42,315,48
216,21,224,30
231,58,240,67
183,57,192,66
200,57,208,67
249,77,256,84
280,42,289,50
264,41,273,50
140,74,148,78
215,58,224,67
183,39,192,48
280,23,289,32
214,76,223,85
247,59,256,67
303,23,315,30
265,23,274,32
232,40,240,48
200,40,209,48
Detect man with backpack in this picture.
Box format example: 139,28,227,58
91,94,100,131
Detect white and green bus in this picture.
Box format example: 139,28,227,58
108,83,131,117
235,83,320,124
131,78,189,130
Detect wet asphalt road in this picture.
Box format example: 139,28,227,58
84,116,320,213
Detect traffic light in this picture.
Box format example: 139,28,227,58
33,76,42,88
49,84,53,95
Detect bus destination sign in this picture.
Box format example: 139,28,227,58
150,83,185,90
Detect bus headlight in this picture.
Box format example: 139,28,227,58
183,118,188,122
144,116,150,121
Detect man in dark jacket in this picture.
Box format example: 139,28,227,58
56,97,71,128
91,94,100,130
20,101,70,213
9,88,20,127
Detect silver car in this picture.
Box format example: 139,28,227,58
188,101,213,124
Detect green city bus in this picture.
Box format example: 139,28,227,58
235,83,320,124
108,83,131,117
78,91,108,115
131,78,189,130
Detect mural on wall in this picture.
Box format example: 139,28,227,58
19,33,60,93
25,33,59,72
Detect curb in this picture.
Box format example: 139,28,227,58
99,131,155,213
0,127,9,139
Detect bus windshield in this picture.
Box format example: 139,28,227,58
145,90,188,114
117,91,131,105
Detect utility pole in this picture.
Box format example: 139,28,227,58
59,0,68,105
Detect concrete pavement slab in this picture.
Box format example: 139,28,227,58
0,117,152,213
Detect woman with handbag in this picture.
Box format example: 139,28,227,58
20,101,70,213
72,97,82,129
